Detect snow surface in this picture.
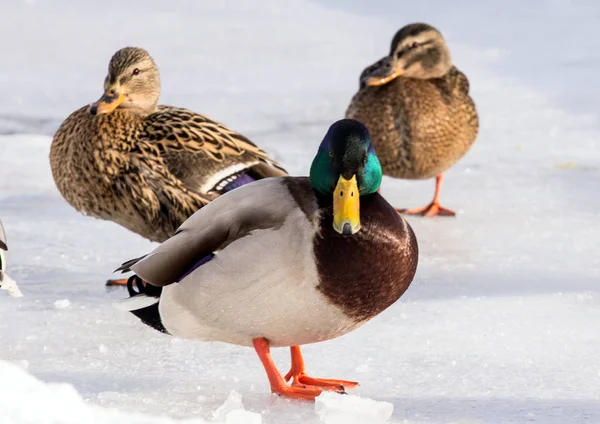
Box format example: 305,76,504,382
1,0,599,423
0,359,256,424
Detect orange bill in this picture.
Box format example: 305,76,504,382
90,87,125,115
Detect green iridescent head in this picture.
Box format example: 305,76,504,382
310,119,382,235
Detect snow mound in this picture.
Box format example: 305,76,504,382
315,392,394,424
0,360,258,424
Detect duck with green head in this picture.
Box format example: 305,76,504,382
116,119,418,401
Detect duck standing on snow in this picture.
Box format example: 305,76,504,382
0,219,23,297
50,47,287,285
116,119,418,400
346,23,479,216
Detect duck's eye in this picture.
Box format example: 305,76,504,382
132,68,140,76
410,42,419,49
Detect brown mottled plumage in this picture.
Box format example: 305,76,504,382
346,23,479,216
50,47,287,244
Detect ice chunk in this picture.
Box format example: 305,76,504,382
211,391,261,423
212,391,244,421
315,392,393,424
54,299,70,309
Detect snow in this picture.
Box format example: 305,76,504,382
0,272,23,297
315,392,394,424
0,0,599,423
0,359,259,424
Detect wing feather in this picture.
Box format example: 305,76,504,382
145,107,287,182
120,178,303,287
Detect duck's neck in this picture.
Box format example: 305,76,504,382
118,103,158,118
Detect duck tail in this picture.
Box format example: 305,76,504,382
115,275,169,334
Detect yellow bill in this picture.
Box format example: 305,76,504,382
333,174,360,235
90,87,126,115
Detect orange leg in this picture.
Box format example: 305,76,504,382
106,278,129,286
253,338,337,401
283,346,359,390
106,278,147,288
397,174,456,217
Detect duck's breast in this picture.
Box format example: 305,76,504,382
313,193,419,322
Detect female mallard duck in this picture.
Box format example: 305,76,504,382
346,23,479,216
50,47,287,284
116,119,418,400
0,219,22,297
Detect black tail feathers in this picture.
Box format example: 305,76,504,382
124,275,169,335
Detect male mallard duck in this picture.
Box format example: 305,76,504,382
346,23,479,216
50,47,287,284
0,219,22,297
116,119,418,400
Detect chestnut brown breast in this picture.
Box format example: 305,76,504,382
313,193,418,322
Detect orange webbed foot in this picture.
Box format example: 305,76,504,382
391,174,456,217
284,370,358,391
396,202,456,217
253,340,353,401
271,381,335,401
284,346,359,392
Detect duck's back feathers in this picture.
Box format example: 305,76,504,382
51,105,287,243
119,178,306,287
146,107,287,193
51,107,213,242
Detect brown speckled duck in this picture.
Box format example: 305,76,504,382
50,47,287,284
346,23,479,216
116,119,418,400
